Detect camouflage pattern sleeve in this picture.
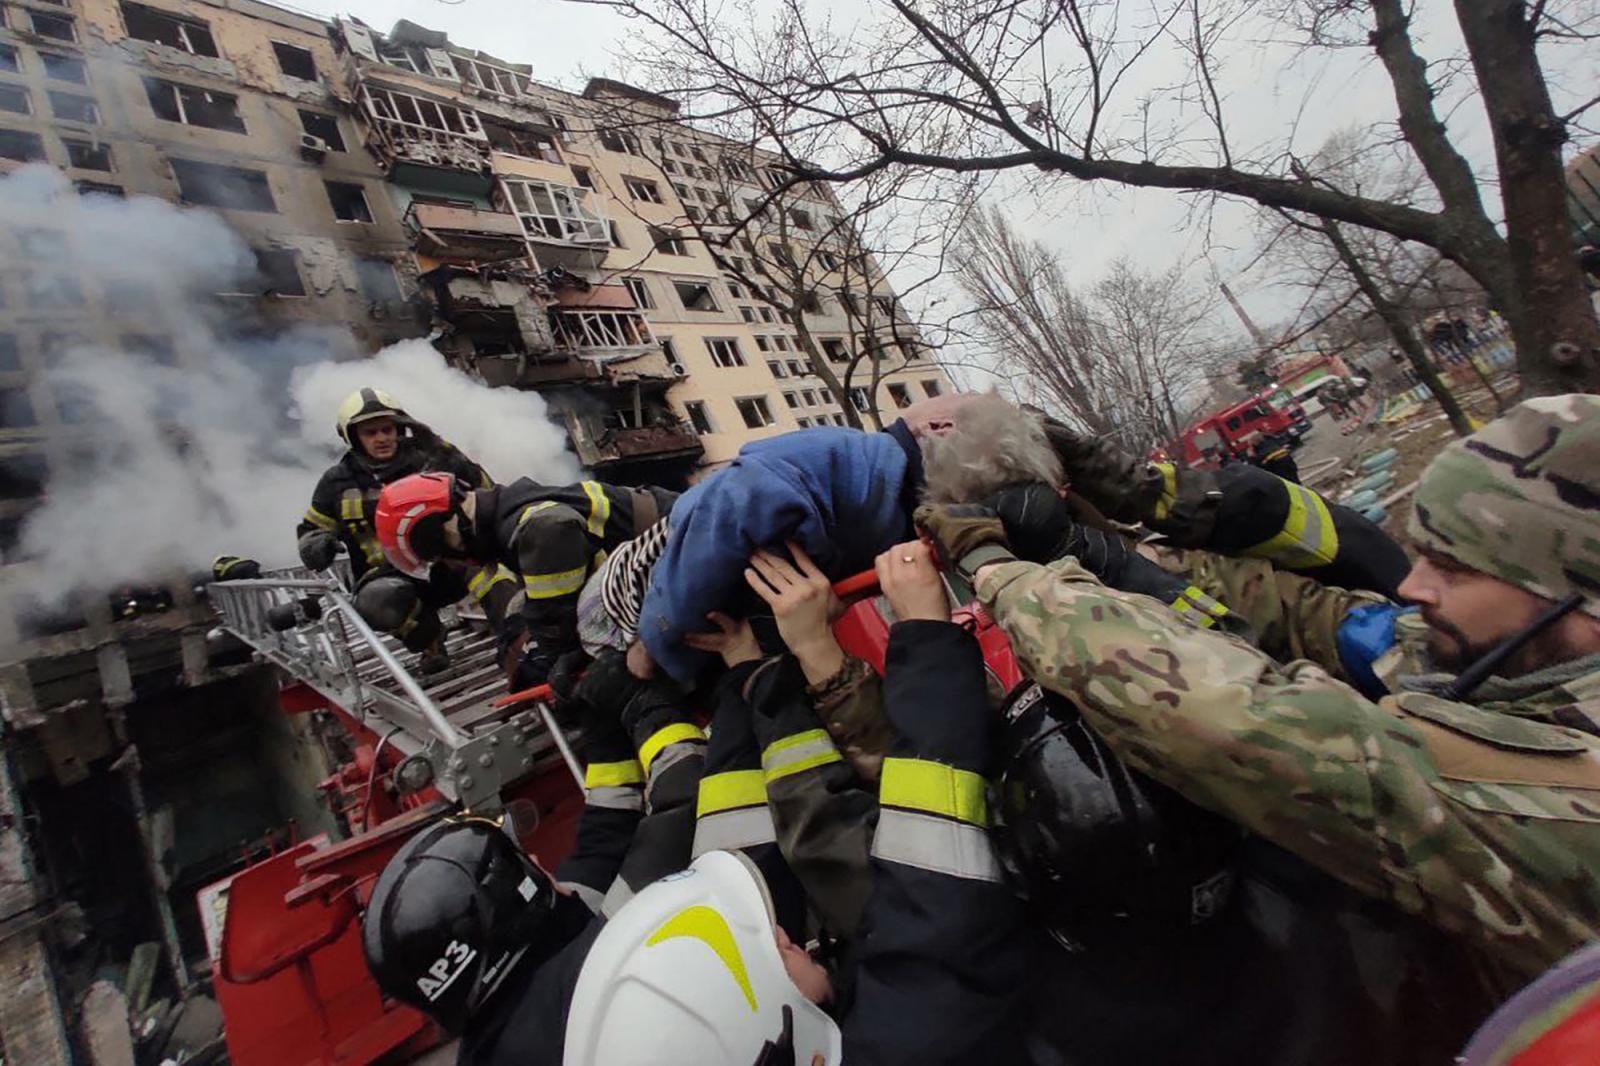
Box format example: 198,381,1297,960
1141,545,1388,681
977,557,1600,979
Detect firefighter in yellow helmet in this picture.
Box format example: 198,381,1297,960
295,388,517,671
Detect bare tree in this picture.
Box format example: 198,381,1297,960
579,0,1600,395
953,208,1214,449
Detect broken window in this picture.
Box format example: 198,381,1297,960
822,339,849,363
272,41,317,80
0,334,17,372
849,386,870,412
23,273,84,309
121,3,214,55
922,379,942,398
62,137,111,170
570,166,594,190
622,276,654,309
75,180,122,197
501,178,607,243
355,257,403,305
0,86,29,115
0,387,37,430
297,110,345,151
887,382,911,409
651,227,688,256
144,79,244,132
325,181,373,223
599,129,642,155
482,120,559,163
29,11,76,41
40,52,86,83
0,45,15,72
454,56,529,96
254,248,305,296
171,158,277,212
685,401,714,435
362,86,481,137
625,176,662,203
736,396,775,429
49,92,98,124
707,338,744,368
672,281,716,311
0,452,46,498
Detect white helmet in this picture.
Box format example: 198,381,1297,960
564,851,842,1066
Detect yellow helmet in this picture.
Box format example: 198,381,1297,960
335,387,410,447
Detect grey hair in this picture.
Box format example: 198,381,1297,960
920,394,1064,503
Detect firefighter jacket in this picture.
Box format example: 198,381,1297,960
465,478,676,655
456,686,705,1066
298,429,489,581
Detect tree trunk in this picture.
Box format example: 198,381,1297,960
1324,220,1474,434
1453,0,1600,395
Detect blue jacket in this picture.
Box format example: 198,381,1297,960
639,423,921,683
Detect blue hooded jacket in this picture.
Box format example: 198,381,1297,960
639,423,922,682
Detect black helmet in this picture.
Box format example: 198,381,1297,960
361,817,557,1032
993,683,1243,950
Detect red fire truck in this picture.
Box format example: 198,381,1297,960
1168,386,1310,468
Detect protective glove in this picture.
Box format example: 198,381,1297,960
912,503,1016,581
577,652,635,765
1040,416,1166,524
297,530,339,571
510,644,556,692
988,482,1137,586
547,648,590,706
574,650,688,752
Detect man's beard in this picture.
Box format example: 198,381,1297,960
1424,611,1586,679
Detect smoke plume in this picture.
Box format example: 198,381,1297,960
3,165,576,605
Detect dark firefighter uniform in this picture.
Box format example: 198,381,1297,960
296,397,518,654
463,478,676,672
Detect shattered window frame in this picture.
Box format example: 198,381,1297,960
650,227,689,256
253,247,306,297
684,400,714,435
143,77,245,133
621,276,654,310
736,395,775,429
120,3,214,56
324,180,374,223
40,52,87,84
170,157,277,212
355,256,404,306
624,176,663,204
453,55,530,97
706,338,745,368
62,136,111,171
361,86,483,138
271,40,317,81
500,177,608,244
297,109,346,152
673,281,718,312
0,129,46,162
48,91,98,125
29,11,76,42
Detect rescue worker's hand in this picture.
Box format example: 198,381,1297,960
573,648,637,717
510,645,556,692
912,503,1015,581
875,541,951,622
575,651,633,764
988,483,1078,564
684,611,763,668
547,648,589,705
744,543,843,667
297,530,339,571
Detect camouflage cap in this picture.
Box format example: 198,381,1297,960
1408,394,1600,616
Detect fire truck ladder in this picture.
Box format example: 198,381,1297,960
206,566,583,814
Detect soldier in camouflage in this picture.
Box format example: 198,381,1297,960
917,394,1600,992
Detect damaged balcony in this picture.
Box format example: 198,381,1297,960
404,201,527,262
497,178,610,273
549,283,656,360
355,83,493,196
564,406,704,480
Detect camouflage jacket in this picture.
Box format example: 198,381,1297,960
978,553,1600,983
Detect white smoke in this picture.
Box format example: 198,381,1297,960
3,165,576,604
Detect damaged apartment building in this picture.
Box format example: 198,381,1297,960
0,1,952,1061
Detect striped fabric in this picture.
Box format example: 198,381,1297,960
600,518,671,641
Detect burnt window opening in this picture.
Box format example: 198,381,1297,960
75,180,123,197
63,137,111,171
253,248,305,297
0,452,47,497
483,120,560,163
1,387,38,429
272,41,316,80
624,176,662,204
0,85,29,115
355,257,403,305
651,227,688,256
888,382,912,409
30,11,76,41
822,339,849,363
297,110,345,151
674,281,717,312
121,3,216,56
325,181,373,223
685,401,714,435
0,334,17,372
144,78,244,132
571,166,595,190
171,158,275,212
49,91,98,124
736,395,775,429
120,333,175,364
0,45,16,73
599,129,642,156
622,277,654,309
41,52,86,83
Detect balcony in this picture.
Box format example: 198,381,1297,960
550,284,655,361
357,84,493,196
498,178,610,273
592,423,703,465
405,202,527,262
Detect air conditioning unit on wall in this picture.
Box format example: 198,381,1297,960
299,133,329,162
667,361,687,378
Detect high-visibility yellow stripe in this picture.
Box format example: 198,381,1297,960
516,500,560,529
303,506,337,531
523,565,587,599
696,769,767,818
359,535,385,565
468,564,515,598
585,759,644,788
1152,462,1179,522
340,493,365,522
639,722,705,773
1244,480,1339,570
582,481,611,537
879,757,987,826
760,729,841,783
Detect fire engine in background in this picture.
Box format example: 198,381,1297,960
1167,385,1310,468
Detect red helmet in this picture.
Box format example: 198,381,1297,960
376,472,460,578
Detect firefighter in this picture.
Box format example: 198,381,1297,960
295,388,517,673
373,470,676,693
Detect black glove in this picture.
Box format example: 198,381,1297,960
574,649,688,751
297,530,339,571
511,644,556,691
547,648,590,705
577,652,635,765
989,483,1077,563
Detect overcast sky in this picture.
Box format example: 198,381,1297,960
289,0,1596,378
